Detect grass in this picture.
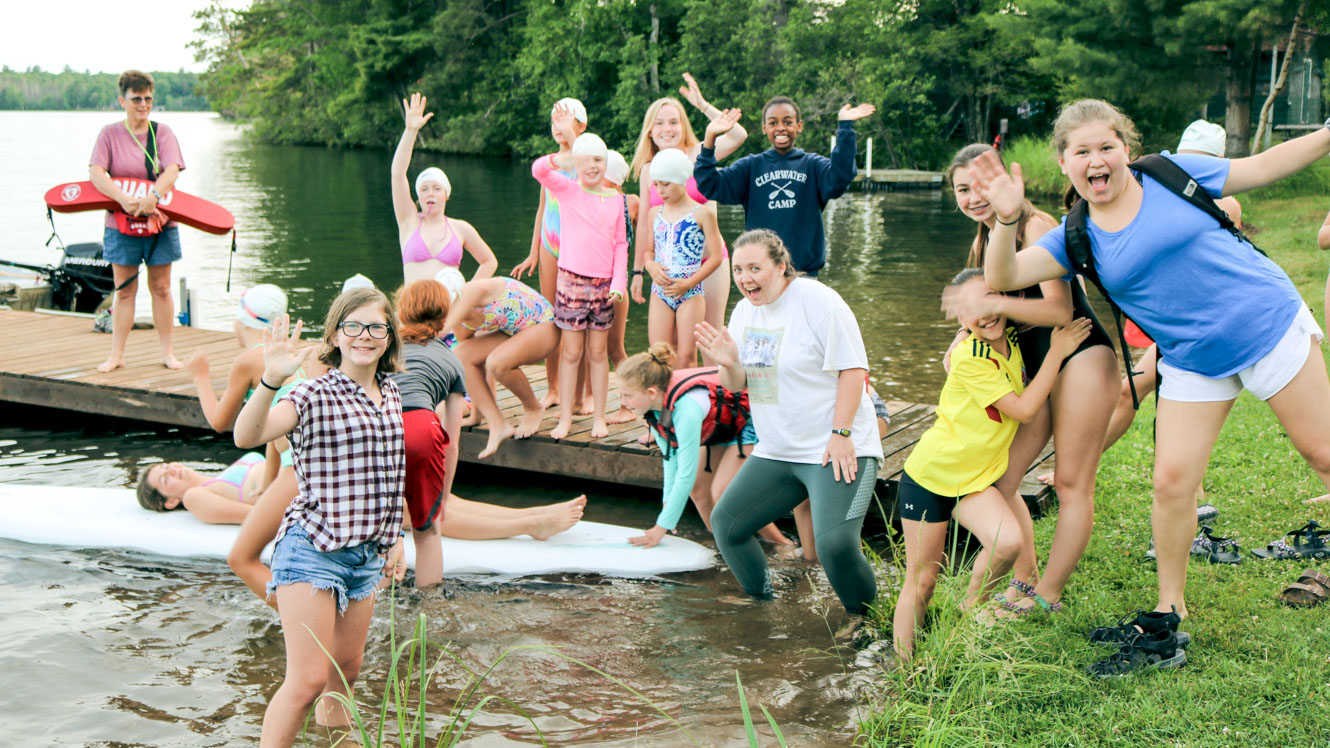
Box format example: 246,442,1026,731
1001,136,1065,199
857,163,1330,744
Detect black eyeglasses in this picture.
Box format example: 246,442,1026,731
338,321,390,339
127,96,154,104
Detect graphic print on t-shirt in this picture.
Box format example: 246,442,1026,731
754,170,807,211
740,326,783,404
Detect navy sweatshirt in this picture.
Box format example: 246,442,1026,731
694,121,857,273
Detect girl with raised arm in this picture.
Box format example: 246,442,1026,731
968,100,1330,676
391,93,497,289
233,289,406,746
947,144,1119,615
629,75,745,347
694,98,874,276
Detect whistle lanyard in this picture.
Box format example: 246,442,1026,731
124,120,160,178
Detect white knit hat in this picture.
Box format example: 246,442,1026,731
553,97,588,124
572,133,608,159
414,167,451,199
649,148,693,185
236,284,287,330
605,150,630,186
1177,120,1226,157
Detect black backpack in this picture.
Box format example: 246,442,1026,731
1063,154,1263,408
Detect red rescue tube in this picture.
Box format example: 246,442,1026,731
44,179,235,235
1123,319,1153,349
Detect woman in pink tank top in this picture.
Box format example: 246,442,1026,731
628,75,747,360
391,93,499,287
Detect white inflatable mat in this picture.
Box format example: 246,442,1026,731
0,484,714,577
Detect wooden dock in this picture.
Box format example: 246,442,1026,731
848,169,945,192
0,308,1054,502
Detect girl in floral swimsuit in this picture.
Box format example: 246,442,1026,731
444,277,560,458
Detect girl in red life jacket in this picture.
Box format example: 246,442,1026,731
618,342,793,549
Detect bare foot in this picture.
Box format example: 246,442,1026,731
549,494,588,513
96,357,124,373
530,494,585,540
577,396,596,416
540,391,560,409
637,429,654,445
1305,494,1330,504
162,354,183,370
461,408,481,427
1037,472,1055,486
478,422,515,459
605,405,637,425
549,421,571,440
515,405,546,439
758,524,794,545
590,420,609,438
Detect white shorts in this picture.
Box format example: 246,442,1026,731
1158,305,1324,403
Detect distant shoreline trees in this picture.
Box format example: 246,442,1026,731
0,67,209,112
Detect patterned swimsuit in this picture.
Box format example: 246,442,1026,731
652,208,706,311
462,278,554,336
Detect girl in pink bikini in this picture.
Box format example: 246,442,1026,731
391,93,498,289
628,74,747,357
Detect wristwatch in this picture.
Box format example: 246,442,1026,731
150,186,164,201
831,428,852,438
631,268,644,276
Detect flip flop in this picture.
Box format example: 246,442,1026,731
1277,568,1330,607
1252,520,1330,560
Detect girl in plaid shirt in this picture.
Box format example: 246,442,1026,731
235,287,406,747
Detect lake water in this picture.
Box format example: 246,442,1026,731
0,111,978,744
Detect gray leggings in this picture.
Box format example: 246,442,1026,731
711,455,878,614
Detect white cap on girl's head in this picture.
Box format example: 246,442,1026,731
572,133,608,159
415,167,452,198
342,273,375,293
553,97,588,124
1177,120,1226,157
649,148,693,185
605,150,630,186
434,266,465,302
236,284,287,330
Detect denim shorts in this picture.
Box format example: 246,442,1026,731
102,225,182,267
267,524,384,613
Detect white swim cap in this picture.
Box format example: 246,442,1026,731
572,133,608,159
553,97,588,124
605,150,630,186
236,284,287,330
649,148,693,185
1177,120,1226,157
415,167,452,199
341,273,375,293
434,266,465,302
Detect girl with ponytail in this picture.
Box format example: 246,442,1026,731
617,342,790,549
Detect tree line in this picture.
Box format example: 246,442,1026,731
0,67,209,111
191,0,1327,168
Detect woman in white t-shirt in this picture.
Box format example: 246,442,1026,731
695,229,884,617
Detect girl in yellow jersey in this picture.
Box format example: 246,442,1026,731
893,268,1090,660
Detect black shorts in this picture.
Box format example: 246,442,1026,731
897,471,963,524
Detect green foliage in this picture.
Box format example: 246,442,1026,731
190,0,1319,168
1001,136,1065,199
0,70,207,111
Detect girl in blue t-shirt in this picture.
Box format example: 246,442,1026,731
963,99,1330,663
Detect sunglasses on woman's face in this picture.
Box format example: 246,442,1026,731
127,95,154,104
338,321,390,339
